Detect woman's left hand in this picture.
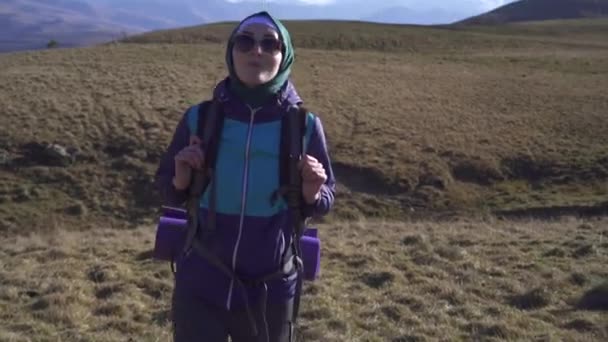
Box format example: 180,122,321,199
299,154,327,204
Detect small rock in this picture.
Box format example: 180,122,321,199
44,144,74,166
21,142,76,167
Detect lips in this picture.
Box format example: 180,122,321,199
247,61,262,68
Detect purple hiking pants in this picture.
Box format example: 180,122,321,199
171,284,295,342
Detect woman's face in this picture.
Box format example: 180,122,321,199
231,23,283,87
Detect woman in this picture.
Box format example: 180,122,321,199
154,11,336,342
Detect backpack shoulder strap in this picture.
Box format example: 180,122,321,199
280,104,312,329
182,99,224,257
199,100,224,169
279,105,314,190
182,100,223,196
186,100,221,148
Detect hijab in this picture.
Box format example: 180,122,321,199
225,11,295,108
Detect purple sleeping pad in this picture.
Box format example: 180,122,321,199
161,206,187,219
154,206,321,281
153,216,188,262
300,230,321,280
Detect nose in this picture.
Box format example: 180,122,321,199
251,43,263,55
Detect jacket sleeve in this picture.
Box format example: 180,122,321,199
154,109,191,207
302,115,336,218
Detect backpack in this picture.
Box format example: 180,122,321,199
182,99,310,340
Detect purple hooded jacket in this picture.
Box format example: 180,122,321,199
154,77,335,311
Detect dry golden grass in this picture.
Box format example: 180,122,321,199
123,18,608,53
1,20,608,340
1,19,608,230
0,225,173,342
0,218,606,341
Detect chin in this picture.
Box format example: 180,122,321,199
239,71,275,87
244,78,270,87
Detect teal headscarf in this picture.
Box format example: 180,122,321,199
225,11,295,108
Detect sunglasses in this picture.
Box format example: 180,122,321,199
233,34,283,54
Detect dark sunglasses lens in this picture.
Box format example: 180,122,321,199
234,35,255,52
261,39,281,53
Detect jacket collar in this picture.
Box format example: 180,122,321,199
210,77,302,123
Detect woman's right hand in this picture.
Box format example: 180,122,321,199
173,143,205,190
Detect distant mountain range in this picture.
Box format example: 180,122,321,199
1,0,608,53
0,0,206,52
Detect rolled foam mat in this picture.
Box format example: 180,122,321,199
303,228,318,238
300,235,321,280
154,217,322,281
161,206,187,220
154,216,187,261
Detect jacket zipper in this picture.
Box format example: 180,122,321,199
226,105,260,310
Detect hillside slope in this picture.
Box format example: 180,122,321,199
458,0,608,25
1,20,608,234
0,219,606,341
122,17,608,52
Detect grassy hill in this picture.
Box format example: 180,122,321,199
0,18,607,342
1,218,607,341
2,18,608,234
122,17,608,52
458,0,608,25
